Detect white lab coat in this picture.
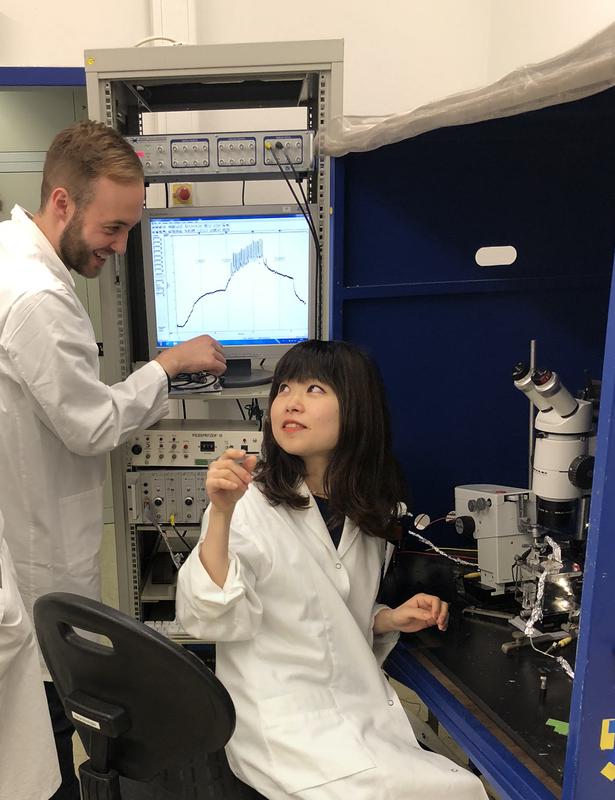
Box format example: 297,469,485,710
0,206,169,677
177,484,488,800
0,509,61,800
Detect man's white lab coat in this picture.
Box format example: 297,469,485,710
177,484,488,800
0,206,169,676
0,509,61,799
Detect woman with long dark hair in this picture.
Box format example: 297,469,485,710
177,340,487,800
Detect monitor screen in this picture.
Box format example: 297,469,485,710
141,204,316,386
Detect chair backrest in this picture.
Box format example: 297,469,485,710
33,592,235,783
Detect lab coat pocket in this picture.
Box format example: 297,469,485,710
257,688,376,794
57,486,104,577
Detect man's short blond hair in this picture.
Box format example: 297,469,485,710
40,120,143,210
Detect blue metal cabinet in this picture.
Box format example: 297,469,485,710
331,86,615,799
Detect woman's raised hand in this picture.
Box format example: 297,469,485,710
206,448,258,514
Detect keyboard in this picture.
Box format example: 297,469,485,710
145,619,190,639
144,619,214,646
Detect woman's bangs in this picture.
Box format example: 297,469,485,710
274,343,337,387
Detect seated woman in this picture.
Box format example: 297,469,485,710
177,339,487,800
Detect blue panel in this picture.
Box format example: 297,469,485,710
562,268,615,799
340,89,615,291
0,67,86,86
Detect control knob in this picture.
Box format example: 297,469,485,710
568,455,595,490
467,497,491,512
455,516,476,537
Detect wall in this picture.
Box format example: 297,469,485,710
194,0,492,116
487,0,615,83
2,0,614,118
0,0,150,65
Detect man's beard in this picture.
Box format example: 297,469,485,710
58,212,93,275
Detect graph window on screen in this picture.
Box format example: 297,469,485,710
142,205,315,387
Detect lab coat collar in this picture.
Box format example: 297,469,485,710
11,205,75,290
298,482,360,559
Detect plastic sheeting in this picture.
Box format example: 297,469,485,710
318,21,615,157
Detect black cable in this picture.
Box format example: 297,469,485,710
269,142,322,337
171,372,221,393
236,398,247,420
278,145,320,250
170,524,193,553
241,181,246,205
278,146,322,324
251,398,264,431
164,183,170,208
182,399,187,419
269,144,319,245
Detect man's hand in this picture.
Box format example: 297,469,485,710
156,334,226,378
374,593,449,635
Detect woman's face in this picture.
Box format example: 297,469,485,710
270,378,340,467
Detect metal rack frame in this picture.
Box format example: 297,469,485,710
84,40,343,616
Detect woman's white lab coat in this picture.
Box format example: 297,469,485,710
176,484,488,800
0,509,61,800
0,206,169,676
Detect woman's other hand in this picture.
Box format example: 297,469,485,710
374,593,449,635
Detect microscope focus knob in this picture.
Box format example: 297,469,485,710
455,516,476,537
568,455,595,490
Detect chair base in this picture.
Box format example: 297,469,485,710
79,760,121,800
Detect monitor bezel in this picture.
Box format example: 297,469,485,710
140,203,317,365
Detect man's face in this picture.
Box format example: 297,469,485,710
59,176,144,278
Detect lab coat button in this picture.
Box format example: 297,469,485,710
335,562,342,569
388,700,394,706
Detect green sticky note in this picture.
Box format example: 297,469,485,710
546,719,569,736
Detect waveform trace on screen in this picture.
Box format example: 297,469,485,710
149,213,310,347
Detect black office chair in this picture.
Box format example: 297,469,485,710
33,592,266,800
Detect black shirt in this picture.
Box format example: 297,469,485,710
313,496,344,550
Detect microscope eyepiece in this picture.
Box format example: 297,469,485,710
513,362,552,411
531,367,552,387
512,362,531,381
531,369,578,417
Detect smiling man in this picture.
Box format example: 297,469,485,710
0,120,226,799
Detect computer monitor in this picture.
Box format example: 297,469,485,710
141,204,316,387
